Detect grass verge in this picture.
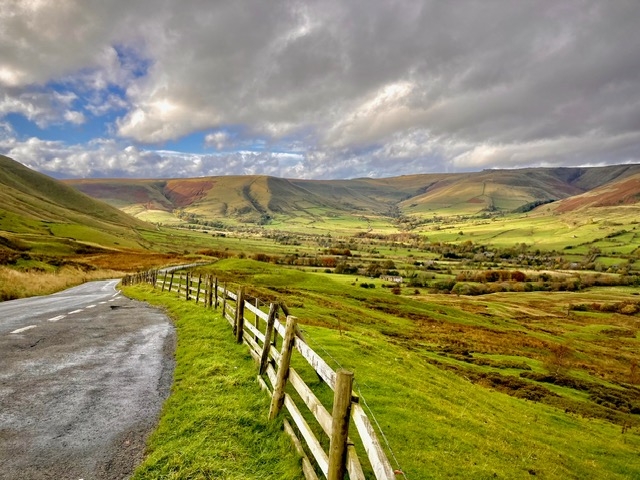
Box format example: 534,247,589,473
123,284,303,480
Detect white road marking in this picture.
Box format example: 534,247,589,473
68,309,83,314
111,292,119,297
10,325,37,334
108,299,116,302
86,305,96,309
99,301,107,305
48,315,66,322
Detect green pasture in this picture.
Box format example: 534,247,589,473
127,260,640,479
421,213,640,255
265,211,397,235
127,208,186,225
0,211,50,235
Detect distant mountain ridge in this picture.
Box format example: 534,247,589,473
65,164,640,225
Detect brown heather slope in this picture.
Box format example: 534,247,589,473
553,173,640,213
163,178,215,207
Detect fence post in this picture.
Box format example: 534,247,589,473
268,315,297,420
222,283,227,315
235,287,245,343
161,272,168,292
259,303,277,375
196,274,202,303
328,369,355,480
185,273,191,300
214,277,218,309
168,272,174,292
176,274,181,295
208,276,214,308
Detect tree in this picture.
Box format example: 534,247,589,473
545,343,574,376
365,262,382,278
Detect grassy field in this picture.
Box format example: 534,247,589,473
123,285,303,480
131,258,638,479
420,211,640,251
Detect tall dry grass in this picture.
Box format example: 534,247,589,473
81,252,190,271
0,266,125,301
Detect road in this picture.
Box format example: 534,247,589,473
0,280,175,479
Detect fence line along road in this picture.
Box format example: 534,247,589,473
122,269,398,480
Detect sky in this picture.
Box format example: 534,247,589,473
1,0,640,180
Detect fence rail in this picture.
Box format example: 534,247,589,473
122,269,397,480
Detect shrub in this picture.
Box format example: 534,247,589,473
620,303,639,315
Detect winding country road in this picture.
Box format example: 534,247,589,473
0,280,175,479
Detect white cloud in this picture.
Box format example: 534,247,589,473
0,132,310,179
85,93,128,117
117,97,218,143
204,132,229,150
63,110,85,125
0,89,84,128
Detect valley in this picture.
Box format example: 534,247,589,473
1,155,639,478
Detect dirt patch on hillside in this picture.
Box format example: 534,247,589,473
164,180,215,207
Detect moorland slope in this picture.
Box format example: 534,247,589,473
66,164,640,226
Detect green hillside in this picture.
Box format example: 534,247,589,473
0,155,154,254
66,164,640,234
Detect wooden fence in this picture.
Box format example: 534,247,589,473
123,268,398,480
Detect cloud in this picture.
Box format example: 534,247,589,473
84,93,128,117
116,97,218,143
105,1,640,169
63,110,85,125
3,127,640,181
204,132,229,150
0,132,309,179
0,88,84,127
1,1,640,177
0,0,152,88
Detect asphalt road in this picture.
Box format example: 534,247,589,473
0,280,176,479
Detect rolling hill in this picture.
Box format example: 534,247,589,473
66,164,640,229
0,154,152,255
